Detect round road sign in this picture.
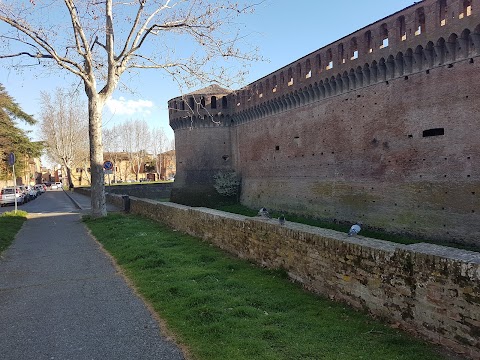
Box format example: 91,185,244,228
8,152,15,166
103,161,114,170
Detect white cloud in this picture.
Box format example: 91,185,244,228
106,97,154,116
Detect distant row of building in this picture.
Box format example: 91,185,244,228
1,150,176,189
71,150,176,187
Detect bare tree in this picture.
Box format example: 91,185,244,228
119,119,151,181
0,0,260,217
40,88,89,188
150,127,167,180
103,125,123,183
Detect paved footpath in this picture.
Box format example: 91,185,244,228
0,191,185,360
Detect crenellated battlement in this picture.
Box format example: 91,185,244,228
169,0,480,129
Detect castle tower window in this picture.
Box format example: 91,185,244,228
415,7,426,36
439,0,447,26
326,49,333,70
258,83,264,98
350,37,358,60
173,101,177,111
305,59,312,78
200,96,206,107
365,30,373,53
460,0,472,18
398,16,407,41
379,23,389,49
189,97,195,110
211,96,217,109
280,72,285,85
181,100,185,110
265,79,270,94
338,43,345,64
272,75,277,92
288,67,293,86
222,96,228,109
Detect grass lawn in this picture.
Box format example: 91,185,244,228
84,213,453,360
0,210,27,254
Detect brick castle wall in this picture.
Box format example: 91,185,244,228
169,0,480,246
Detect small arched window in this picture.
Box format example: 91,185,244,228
415,7,426,35
461,0,472,18
189,97,195,110
365,30,373,53
350,38,358,60
305,59,312,78
287,67,293,86
439,0,447,26
338,43,345,64
326,49,333,70
272,75,277,92
316,54,322,74
398,16,406,41
380,23,389,48
200,96,206,107
222,96,228,109
211,96,217,109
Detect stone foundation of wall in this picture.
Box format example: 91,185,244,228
76,188,480,359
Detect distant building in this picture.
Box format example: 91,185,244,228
70,150,176,187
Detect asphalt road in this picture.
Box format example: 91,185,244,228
0,190,185,360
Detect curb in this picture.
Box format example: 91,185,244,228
63,189,83,210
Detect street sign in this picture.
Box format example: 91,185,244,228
8,152,15,166
103,161,113,170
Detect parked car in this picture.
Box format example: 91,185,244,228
0,187,25,206
50,182,63,190
25,186,38,200
34,184,45,194
17,185,29,202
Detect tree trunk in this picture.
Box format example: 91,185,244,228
87,93,107,217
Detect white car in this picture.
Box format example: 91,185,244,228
50,182,62,190
34,184,45,193
0,187,25,206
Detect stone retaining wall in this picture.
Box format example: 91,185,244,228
105,183,172,199
77,188,480,359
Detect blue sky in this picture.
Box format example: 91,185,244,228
0,0,415,143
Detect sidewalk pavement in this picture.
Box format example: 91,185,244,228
0,191,185,360
64,190,120,213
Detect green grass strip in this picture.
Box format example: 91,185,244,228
0,210,27,254
84,213,450,360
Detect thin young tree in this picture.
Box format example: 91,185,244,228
150,127,167,180
0,1,260,217
119,119,151,181
40,88,89,188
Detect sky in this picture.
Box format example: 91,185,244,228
0,0,416,145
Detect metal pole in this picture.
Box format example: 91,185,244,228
13,164,17,214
